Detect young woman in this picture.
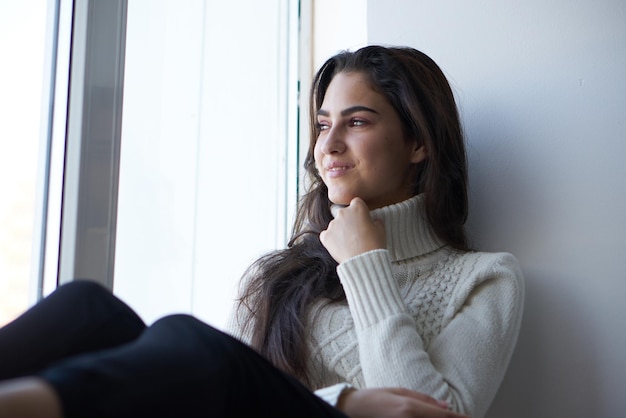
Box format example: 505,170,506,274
0,45,523,418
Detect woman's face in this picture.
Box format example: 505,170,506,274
314,71,426,209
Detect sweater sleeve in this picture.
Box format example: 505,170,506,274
314,382,353,407
337,249,524,418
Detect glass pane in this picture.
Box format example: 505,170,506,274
0,1,48,325
114,0,295,328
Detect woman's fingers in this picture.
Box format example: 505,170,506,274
339,387,470,418
385,387,446,407
320,197,386,263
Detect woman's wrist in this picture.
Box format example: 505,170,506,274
336,386,357,412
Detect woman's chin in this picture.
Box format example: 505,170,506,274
328,195,352,206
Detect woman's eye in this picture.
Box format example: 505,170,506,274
317,122,330,131
350,119,366,127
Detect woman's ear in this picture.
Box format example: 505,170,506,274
410,144,428,164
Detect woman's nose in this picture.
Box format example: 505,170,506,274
319,127,346,154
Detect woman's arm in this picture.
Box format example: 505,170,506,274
338,249,523,417
320,198,524,417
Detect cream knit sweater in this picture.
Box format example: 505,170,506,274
229,194,524,418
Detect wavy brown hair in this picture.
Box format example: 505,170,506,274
236,45,469,385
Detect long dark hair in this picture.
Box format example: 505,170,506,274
236,45,468,384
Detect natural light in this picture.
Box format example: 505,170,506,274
0,1,48,326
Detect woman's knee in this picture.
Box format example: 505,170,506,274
52,280,143,327
52,280,110,301
148,314,219,342
146,314,243,358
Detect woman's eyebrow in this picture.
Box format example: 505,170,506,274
317,105,379,117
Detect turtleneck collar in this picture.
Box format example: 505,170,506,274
332,194,445,262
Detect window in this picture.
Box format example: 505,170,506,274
1,0,300,330
112,0,301,328
0,1,50,325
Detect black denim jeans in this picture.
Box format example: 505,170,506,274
0,281,347,418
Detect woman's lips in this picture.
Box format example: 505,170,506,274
325,162,354,178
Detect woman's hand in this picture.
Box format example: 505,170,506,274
337,387,470,418
320,197,386,264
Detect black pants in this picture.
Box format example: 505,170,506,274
0,281,348,418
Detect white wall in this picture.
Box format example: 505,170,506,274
366,1,626,417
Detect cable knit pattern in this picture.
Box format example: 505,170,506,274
227,194,524,418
